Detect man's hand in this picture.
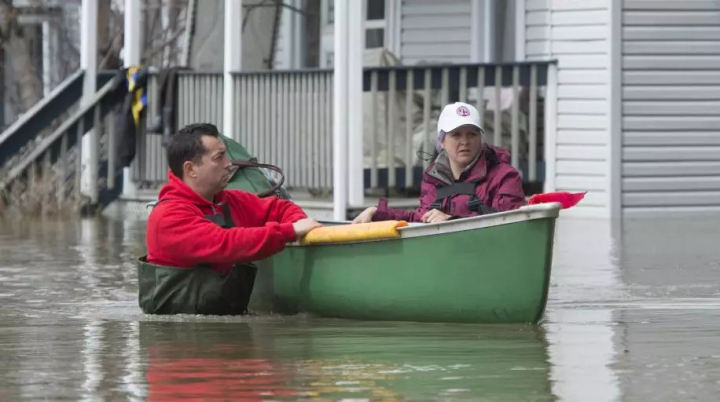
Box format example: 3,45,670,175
292,218,323,237
351,207,377,224
421,209,451,223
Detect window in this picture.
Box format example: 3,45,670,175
367,0,385,20
365,28,384,49
364,0,386,49
321,0,389,66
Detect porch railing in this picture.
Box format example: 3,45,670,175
132,61,556,194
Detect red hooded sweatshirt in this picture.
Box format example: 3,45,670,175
146,171,307,273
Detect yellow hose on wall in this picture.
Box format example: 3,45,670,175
299,221,408,246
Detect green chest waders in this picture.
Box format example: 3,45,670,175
137,203,258,315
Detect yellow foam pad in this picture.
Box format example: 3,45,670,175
299,220,408,246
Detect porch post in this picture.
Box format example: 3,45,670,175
332,0,349,220
543,63,558,194
42,20,53,96
470,0,482,62
515,0,526,61
80,0,98,202
122,0,143,199
471,0,496,63
347,0,364,207
223,0,242,140
483,0,496,62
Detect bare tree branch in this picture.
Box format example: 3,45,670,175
143,25,186,63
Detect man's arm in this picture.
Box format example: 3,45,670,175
150,203,297,265
230,190,308,224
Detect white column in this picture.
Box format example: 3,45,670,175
80,0,98,201
161,0,175,67
278,3,293,69
347,0,364,207
483,0,496,62
291,0,305,69
122,0,143,199
42,20,53,96
124,0,143,65
543,63,557,194
470,0,496,63
223,0,243,140
332,0,349,221
470,0,482,63
514,0,526,61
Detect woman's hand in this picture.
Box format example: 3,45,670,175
351,207,377,224
421,209,451,223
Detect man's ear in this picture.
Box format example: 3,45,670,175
183,160,196,179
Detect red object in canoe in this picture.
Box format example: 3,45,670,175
528,191,587,209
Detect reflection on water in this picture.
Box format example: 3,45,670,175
1,214,720,401
140,320,552,401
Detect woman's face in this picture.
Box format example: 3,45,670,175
441,126,482,167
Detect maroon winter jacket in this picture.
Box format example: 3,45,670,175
372,144,526,222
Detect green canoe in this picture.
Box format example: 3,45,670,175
149,135,559,324
259,203,559,324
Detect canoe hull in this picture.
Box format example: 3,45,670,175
263,204,558,324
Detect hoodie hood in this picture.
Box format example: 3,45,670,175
158,171,227,211
486,143,511,164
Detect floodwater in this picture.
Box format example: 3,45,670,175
1,211,719,401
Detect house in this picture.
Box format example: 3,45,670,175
271,0,720,219
141,0,720,219
0,0,79,128
3,0,719,220
275,0,520,69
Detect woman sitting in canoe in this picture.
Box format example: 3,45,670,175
353,101,526,224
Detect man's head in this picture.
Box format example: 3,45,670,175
167,123,232,199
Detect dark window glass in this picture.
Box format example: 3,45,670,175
365,28,384,49
367,0,385,20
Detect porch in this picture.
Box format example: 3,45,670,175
125,60,557,218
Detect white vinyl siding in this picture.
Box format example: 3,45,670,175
399,0,473,64
525,0,611,217
622,0,720,217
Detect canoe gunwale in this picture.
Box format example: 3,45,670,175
398,202,561,239
289,202,562,247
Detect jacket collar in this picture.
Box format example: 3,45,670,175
426,146,491,185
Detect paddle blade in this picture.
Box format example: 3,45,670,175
528,191,587,209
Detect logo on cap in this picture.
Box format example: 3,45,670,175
456,105,471,117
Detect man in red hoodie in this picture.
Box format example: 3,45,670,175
138,123,321,316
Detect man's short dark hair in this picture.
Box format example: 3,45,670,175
167,123,220,179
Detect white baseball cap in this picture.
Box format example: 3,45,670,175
437,102,484,135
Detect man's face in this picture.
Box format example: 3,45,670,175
186,135,232,195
